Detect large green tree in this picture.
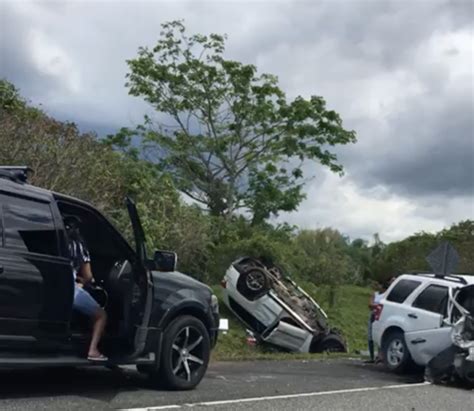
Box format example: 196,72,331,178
125,21,356,224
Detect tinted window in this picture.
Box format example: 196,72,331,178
2,196,58,256
386,279,421,303
413,285,448,315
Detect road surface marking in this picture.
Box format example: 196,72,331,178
120,382,430,410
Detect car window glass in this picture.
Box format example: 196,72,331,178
2,196,58,256
386,279,421,303
413,285,448,315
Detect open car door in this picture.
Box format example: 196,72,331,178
406,325,452,366
125,197,154,356
126,197,147,264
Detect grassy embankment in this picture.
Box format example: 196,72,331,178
212,284,371,361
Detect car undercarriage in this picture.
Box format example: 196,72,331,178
223,257,347,353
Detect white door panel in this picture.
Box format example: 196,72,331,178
406,327,452,366
402,307,443,333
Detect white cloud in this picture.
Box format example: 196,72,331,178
422,29,474,80
29,29,81,93
277,170,473,243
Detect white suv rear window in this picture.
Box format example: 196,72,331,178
386,279,421,303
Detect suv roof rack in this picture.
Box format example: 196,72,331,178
0,166,33,184
410,272,468,285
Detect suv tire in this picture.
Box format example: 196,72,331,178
238,268,270,300
316,333,347,353
153,315,210,390
382,330,412,373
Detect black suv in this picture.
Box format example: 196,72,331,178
0,166,219,390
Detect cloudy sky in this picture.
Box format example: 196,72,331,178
1,0,473,242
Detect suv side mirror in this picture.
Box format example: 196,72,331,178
153,250,177,272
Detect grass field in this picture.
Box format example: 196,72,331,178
212,283,372,361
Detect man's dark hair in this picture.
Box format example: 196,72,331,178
64,215,82,241
64,215,81,228
382,277,395,291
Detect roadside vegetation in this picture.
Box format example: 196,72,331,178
1,20,473,360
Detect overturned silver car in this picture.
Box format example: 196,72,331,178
221,257,347,353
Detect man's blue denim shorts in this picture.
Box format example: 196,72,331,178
73,285,100,317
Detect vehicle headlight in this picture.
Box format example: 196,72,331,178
211,294,219,314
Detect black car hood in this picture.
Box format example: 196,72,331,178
151,270,212,293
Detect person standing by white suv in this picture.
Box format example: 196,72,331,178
367,280,390,363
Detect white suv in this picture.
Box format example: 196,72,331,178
372,273,474,373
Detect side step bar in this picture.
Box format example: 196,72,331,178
0,352,155,367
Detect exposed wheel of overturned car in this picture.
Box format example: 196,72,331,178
238,267,270,299
144,315,211,390
314,333,347,353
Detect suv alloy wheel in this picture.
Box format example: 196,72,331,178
383,331,412,373
157,315,211,390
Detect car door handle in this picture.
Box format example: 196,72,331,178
411,338,426,345
407,313,418,319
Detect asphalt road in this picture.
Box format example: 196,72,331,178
0,359,471,410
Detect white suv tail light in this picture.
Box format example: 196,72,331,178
374,304,383,321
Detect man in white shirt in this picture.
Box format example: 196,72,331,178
65,216,108,362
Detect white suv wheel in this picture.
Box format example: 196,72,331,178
383,331,412,373
387,339,404,367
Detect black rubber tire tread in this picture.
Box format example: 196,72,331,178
315,333,347,353
237,268,270,300
153,315,210,390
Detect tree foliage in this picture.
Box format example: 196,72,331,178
0,80,125,213
371,220,474,281
125,20,356,224
293,229,355,285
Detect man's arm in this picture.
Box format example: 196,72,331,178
79,262,94,284
75,238,94,285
